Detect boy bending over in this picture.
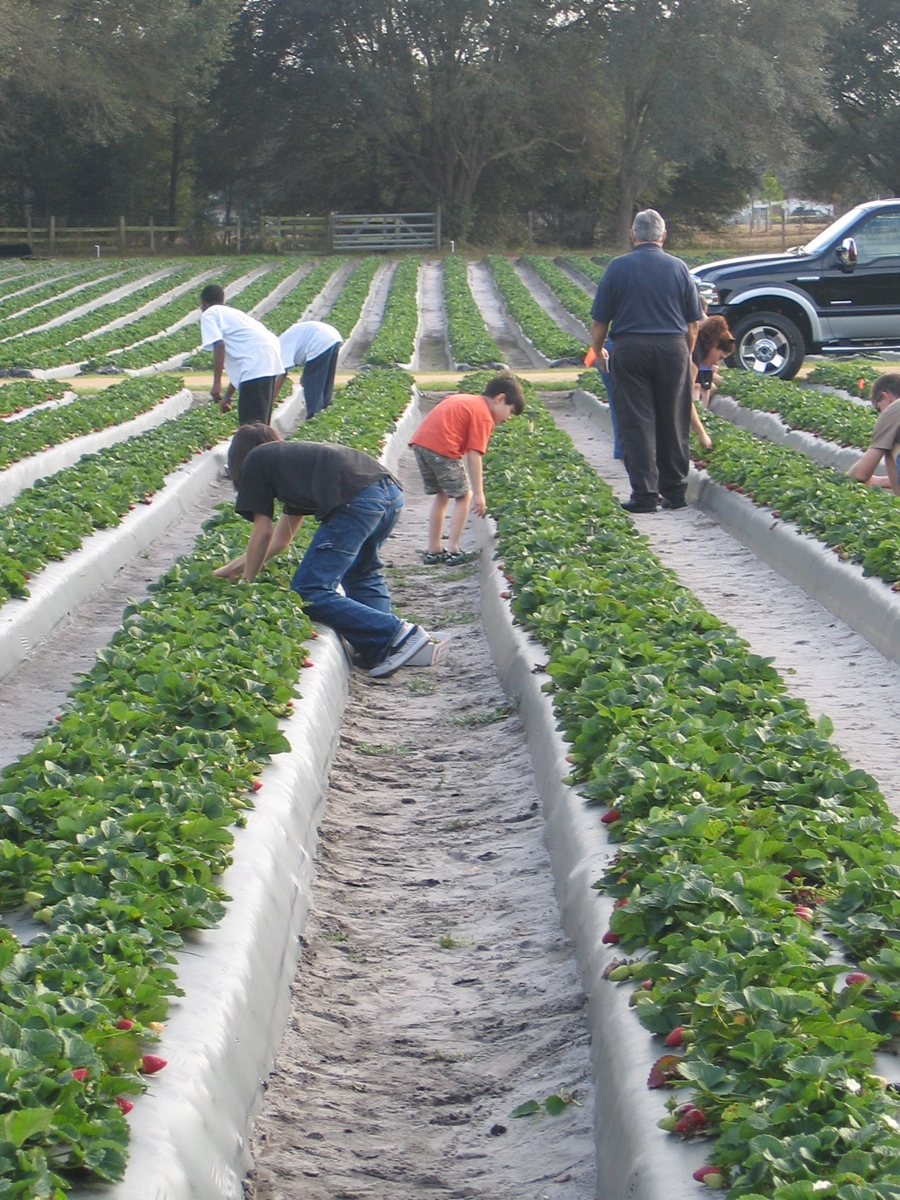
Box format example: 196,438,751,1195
409,372,525,565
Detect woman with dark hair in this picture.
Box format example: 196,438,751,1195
693,315,735,409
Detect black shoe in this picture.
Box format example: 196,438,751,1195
621,498,658,514
660,496,688,510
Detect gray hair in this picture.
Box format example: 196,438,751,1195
632,209,666,243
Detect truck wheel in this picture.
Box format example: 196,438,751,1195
729,311,805,380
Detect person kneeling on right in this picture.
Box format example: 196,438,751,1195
214,423,450,677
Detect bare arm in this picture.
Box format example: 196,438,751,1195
847,446,887,485
210,341,229,411
690,402,712,451
213,513,304,582
686,320,699,355
466,449,486,516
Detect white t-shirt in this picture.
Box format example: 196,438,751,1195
279,321,343,371
200,305,283,387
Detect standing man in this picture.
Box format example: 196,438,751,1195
274,320,344,419
199,284,283,425
846,373,900,492
590,209,703,513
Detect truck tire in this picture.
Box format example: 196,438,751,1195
729,311,805,380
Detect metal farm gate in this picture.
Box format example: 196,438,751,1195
331,212,440,251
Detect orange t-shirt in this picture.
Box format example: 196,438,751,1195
409,393,494,459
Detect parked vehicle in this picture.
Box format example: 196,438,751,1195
691,199,900,378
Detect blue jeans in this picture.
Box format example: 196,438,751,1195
290,479,403,663
596,337,621,459
302,345,341,418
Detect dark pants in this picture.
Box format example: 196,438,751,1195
609,334,692,506
238,376,276,425
302,345,341,419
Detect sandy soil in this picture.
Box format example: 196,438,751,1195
243,439,596,1200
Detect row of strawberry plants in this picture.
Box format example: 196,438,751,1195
695,409,900,586
92,261,263,371
322,255,382,342
0,265,161,358
41,260,293,373
362,257,421,366
441,255,503,367
0,264,125,323
485,254,584,360
0,367,414,1197
558,254,603,284
265,258,349,334
0,380,69,419
0,382,225,602
481,376,900,1198
0,375,189,473
724,371,875,449
74,260,293,373
521,254,593,326
805,359,892,394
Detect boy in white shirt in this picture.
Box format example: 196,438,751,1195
275,320,343,419
199,284,283,424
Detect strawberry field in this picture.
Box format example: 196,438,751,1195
1,251,900,1200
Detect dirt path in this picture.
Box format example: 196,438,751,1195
466,262,547,371
244,441,597,1200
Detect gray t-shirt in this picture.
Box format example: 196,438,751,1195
235,441,398,523
870,398,900,455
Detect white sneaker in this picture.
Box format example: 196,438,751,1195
368,625,431,678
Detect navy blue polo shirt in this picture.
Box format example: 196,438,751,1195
591,243,703,336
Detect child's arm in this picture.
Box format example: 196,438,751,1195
691,402,712,451
213,513,304,580
466,449,486,516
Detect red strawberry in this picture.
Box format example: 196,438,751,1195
602,930,619,945
115,1018,134,1031
846,972,869,986
251,780,263,792
500,591,511,599
301,658,314,667
71,1068,89,1082
793,905,814,921
601,810,620,824
665,1026,685,1047
115,1097,134,1115
693,1165,725,1188
641,979,653,990
140,1054,167,1074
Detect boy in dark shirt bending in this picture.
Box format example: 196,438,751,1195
214,423,450,677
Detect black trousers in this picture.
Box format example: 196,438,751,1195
609,334,692,506
237,375,276,425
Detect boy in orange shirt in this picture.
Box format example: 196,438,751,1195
409,372,525,565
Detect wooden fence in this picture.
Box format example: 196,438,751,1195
0,218,183,254
259,211,441,253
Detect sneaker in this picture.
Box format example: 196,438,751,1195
660,496,688,510
368,625,431,677
443,549,479,566
422,550,447,565
621,498,658,514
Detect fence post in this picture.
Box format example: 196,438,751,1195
236,216,241,255
276,216,282,254
327,212,334,253
25,206,32,245
49,216,55,251
149,216,155,252
434,205,441,251
119,216,126,250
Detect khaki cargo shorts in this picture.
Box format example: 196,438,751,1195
412,444,471,498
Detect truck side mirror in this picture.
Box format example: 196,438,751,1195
837,237,858,265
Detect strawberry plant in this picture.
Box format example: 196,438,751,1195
321,256,382,343
475,374,900,1197
442,255,502,368
805,359,890,393
485,255,584,361
0,380,69,418
724,371,876,448
0,375,188,471
0,366,415,1196
363,257,421,366
521,255,592,326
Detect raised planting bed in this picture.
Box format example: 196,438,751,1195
485,255,584,361
473,373,900,1199
0,368,418,1200
362,256,421,367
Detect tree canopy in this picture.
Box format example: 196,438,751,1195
0,0,892,246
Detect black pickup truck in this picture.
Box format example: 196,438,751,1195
691,199,900,379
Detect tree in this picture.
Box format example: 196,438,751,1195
205,0,607,239
596,0,849,247
801,0,900,201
